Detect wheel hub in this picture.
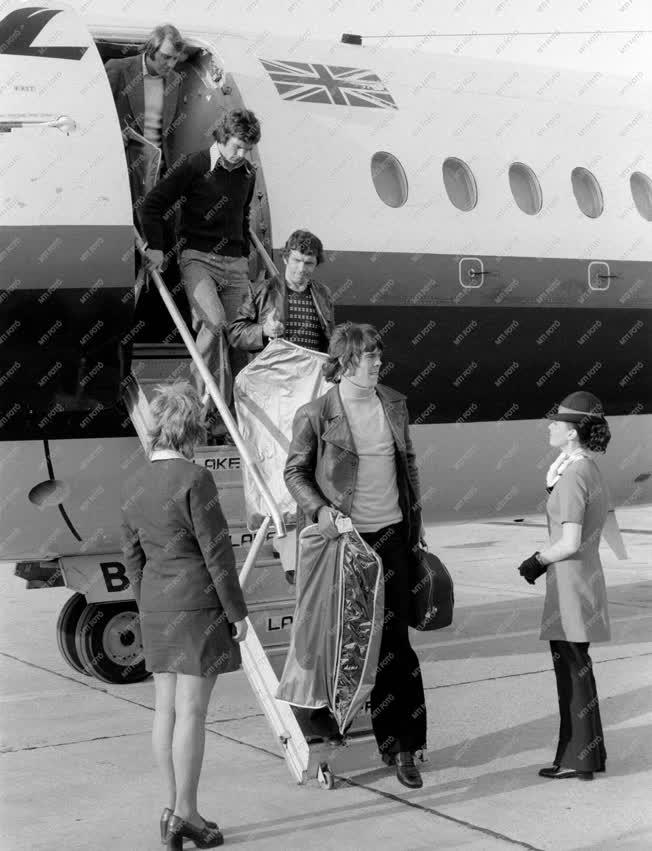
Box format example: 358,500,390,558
102,612,143,665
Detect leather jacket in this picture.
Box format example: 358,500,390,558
284,384,423,557
228,274,335,353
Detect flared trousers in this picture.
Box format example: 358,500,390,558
362,522,427,756
550,640,607,771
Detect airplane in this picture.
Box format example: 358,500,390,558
0,2,650,685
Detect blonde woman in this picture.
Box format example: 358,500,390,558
121,381,247,848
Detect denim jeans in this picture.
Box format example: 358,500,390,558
179,249,250,408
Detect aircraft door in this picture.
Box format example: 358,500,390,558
0,2,133,423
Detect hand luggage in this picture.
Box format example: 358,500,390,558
409,547,454,631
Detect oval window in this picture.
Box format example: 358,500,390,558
442,157,477,211
370,152,408,208
508,162,542,215
630,171,652,221
571,167,603,218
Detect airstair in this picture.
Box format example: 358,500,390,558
122,234,379,788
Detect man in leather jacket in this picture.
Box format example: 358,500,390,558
228,230,334,355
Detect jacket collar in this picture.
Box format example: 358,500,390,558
209,142,255,177
150,448,188,462
321,384,407,452
376,384,407,451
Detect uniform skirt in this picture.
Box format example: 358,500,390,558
140,608,242,676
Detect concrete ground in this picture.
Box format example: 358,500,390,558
1,507,651,850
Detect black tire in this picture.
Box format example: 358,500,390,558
75,602,151,684
56,593,91,676
318,764,335,790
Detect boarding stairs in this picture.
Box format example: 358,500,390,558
122,233,378,788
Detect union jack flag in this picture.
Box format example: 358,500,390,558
260,59,397,109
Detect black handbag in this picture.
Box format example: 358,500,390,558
408,547,454,631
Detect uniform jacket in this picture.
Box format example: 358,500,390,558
541,457,610,643
284,384,422,557
105,54,182,168
120,457,247,623
228,275,335,353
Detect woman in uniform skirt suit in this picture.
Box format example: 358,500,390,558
121,382,247,848
517,391,614,781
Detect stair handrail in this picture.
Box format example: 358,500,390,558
133,229,286,539
248,228,280,278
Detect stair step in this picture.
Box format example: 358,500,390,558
131,344,192,386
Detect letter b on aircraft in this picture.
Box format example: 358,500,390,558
100,561,130,593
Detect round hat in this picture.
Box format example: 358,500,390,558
546,391,605,423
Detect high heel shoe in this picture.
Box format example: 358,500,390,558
160,808,218,844
166,814,223,849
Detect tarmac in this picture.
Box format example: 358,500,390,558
1,506,651,850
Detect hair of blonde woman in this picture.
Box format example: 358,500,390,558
148,381,206,457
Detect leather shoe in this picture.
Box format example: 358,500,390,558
381,752,396,767
167,814,223,849
538,765,594,780
396,751,423,788
161,808,218,843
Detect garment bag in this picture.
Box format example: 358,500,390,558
276,523,384,736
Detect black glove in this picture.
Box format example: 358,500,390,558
518,553,548,585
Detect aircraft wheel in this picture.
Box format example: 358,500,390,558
317,763,335,790
75,602,150,684
56,593,91,676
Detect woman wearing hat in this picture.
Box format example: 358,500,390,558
517,391,615,782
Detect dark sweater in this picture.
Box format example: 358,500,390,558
142,149,256,257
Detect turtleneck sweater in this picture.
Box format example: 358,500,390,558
338,377,402,532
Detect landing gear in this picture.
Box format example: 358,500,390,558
56,594,151,684
74,602,150,684
317,762,335,790
56,592,91,676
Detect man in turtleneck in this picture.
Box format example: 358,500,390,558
284,323,428,788
228,229,334,356
332,348,404,537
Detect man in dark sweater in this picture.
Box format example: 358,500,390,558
142,108,261,440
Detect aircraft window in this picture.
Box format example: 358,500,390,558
630,171,652,221
571,167,603,218
508,162,542,215
442,157,477,211
371,152,408,208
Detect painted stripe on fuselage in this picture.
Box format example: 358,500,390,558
0,226,134,422
320,251,651,310
339,305,649,422
0,226,134,290
0,239,649,436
